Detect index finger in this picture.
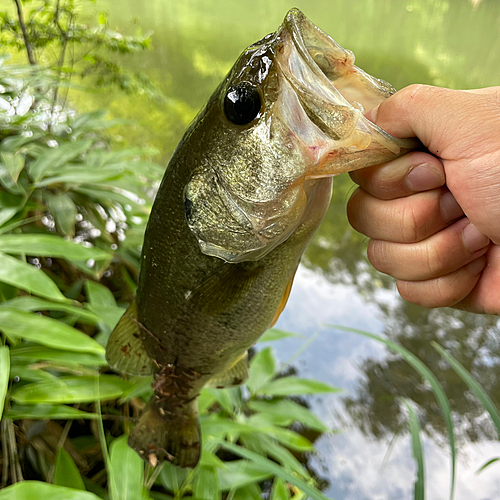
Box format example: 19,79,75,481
349,150,445,200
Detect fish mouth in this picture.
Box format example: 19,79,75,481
276,8,419,177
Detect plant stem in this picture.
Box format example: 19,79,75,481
13,0,37,66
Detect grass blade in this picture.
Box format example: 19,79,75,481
476,457,500,475
0,345,9,419
218,441,330,500
404,399,425,500
432,342,500,438
328,325,455,500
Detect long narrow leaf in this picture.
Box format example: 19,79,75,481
432,342,500,438
54,448,86,490
0,308,104,354
328,325,456,500
0,251,68,302
0,481,101,500
404,400,425,500
0,345,9,419
0,234,111,261
109,435,144,500
218,442,330,500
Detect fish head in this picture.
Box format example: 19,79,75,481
184,8,419,263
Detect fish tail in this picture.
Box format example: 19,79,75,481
128,399,201,468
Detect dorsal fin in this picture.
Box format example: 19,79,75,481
105,300,155,376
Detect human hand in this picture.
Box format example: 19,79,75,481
347,85,500,315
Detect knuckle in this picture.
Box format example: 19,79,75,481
367,240,387,272
400,203,419,242
423,239,445,276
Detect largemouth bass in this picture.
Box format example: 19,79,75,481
106,8,417,468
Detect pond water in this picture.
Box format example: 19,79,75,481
90,0,500,498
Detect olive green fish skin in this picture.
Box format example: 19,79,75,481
137,106,332,396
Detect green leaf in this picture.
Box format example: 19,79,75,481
159,461,189,492
0,234,111,261
0,309,105,354
193,466,220,500
203,388,234,415
432,342,500,438
0,345,9,419
84,280,117,307
233,483,262,500
0,481,101,500
36,167,124,187
109,435,145,500
259,328,303,342
258,377,341,396
0,296,100,324
404,400,425,500
4,404,98,420
46,192,78,237
218,443,328,500
0,151,25,194
0,252,67,302
54,447,86,490
10,364,58,382
247,399,329,432
218,460,272,491
476,457,500,475
271,477,290,500
10,346,106,367
11,375,133,404
28,139,93,182
329,325,456,500
246,347,276,394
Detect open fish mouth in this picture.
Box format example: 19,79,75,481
276,8,418,177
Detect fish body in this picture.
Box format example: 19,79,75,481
106,9,418,468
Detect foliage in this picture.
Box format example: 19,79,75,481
0,8,335,496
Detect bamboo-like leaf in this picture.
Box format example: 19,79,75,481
0,296,100,324
11,375,132,404
54,448,86,491
247,399,329,432
218,443,329,500
404,400,425,500
0,481,101,499
10,346,106,367
109,435,144,500
246,347,276,394
46,192,78,237
271,477,290,500
0,345,9,419
258,377,340,396
329,325,456,500
432,342,500,438
0,252,68,302
28,139,93,182
4,404,98,420
259,328,304,342
193,465,220,500
0,234,111,261
217,459,272,491
0,308,105,354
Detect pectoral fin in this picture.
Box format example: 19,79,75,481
205,351,249,388
105,300,155,376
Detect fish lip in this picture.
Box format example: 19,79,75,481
280,8,350,105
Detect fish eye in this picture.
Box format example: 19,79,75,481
223,83,262,125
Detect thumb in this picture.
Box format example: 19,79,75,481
365,85,479,156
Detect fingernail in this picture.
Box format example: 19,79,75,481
467,257,486,276
406,163,445,191
462,223,490,253
365,105,379,123
440,191,463,221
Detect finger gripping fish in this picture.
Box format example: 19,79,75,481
106,8,418,468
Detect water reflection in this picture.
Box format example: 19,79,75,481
83,0,500,497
